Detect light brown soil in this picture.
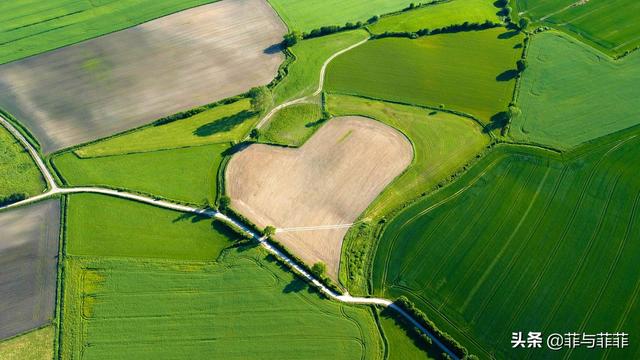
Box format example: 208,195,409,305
0,0,285,153
226,116,413,278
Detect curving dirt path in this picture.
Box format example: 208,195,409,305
254,36,370,130
0,91,458,360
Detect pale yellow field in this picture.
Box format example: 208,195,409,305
226,116,412,277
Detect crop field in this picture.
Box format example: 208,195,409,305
272,30,369,103
378,309,439,359
326,28,524,122
0,0,218,65
330,95,489,293
60,251,383,359
0,200,60,340
328,94,490,219
372,130,640,358
0,124,45,198
515,0,640,56
226,116,412,278
511,31,640,149
53,143,228,205
75,99,256,157
65,193,236,260
267,0,412,32
261,103,323,146
370,0,500,34
0,0,285,153
0,326,54,360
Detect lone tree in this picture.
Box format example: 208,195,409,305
367,15,379,24
282,31,301,47
219,195,231,210
263,225,276,237
516,59,527,72
311,262,327,277
248,86,271,113
519,17,530,30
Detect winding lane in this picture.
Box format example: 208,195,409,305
0,40,459,358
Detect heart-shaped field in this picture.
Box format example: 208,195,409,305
226,116,412,278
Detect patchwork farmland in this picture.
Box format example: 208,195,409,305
0,0,284,153
226,116,413,278
0,0,638,358
372,132,640,358
515,0,640,56
325,28,524,122
511,31,640,149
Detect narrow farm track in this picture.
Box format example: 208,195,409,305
255,37,370,130
0,115,460,360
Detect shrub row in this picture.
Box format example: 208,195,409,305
299,0,447,40
0,192,26,207
395,296,477,359
266,236,343,295
371,20,500,40
152,95,245,126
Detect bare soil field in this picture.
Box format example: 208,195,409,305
0,199,60,340
226,116,412,278
0,0,285,153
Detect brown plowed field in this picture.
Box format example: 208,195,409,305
0,0,285,153
226,116,413,278
0,199,60,340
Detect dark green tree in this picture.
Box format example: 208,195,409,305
519,17,530,30
282,31,301,47
248,86,271,113
263,225,276,237
516,59,527,72
311,262,327,277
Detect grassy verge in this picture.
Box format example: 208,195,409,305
0,124,45,198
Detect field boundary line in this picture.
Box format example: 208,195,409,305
0,112,460,360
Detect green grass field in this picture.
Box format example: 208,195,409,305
267,0,411,32
53,143,227,205
261,103,324,146
329,95,489,219
326,28,524,122
65,193,236,260
515,0,640,56
272,30,368,104
0,326,53,360
370,0,500,34
378,309,439,359
60,251,384,359
75,99,255,157
330,95,489,293
372,129,640,358
511,31,640,150
0,0,217,64
0,125,45,198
